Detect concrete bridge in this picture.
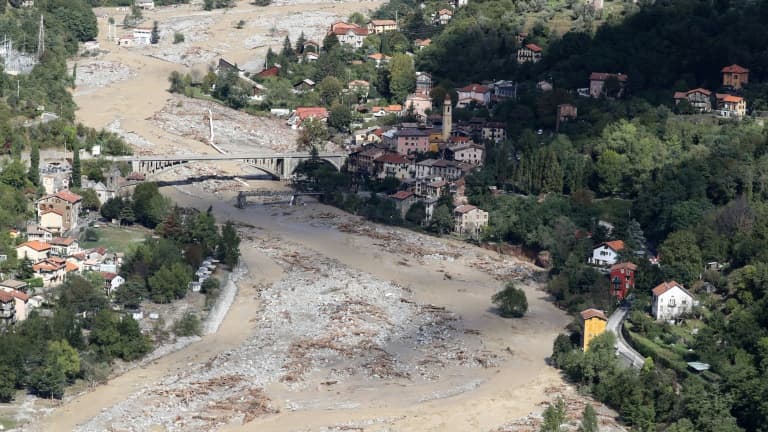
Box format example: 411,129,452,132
105,152,348,180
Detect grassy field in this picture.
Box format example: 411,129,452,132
80,224,150,252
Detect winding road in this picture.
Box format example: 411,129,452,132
607,307,645,369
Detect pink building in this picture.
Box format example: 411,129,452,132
396,128,430,155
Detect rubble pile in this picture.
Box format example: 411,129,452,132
76,237,490,432
492,385,628,432
73,60,134,91
469,255,538,281
149,96,299,153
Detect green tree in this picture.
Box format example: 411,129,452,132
295,31,306,53
17,257,33,280
151,21,160,44
297,118,330,152
0,366,16,402
541,398,567,432
322,33,339,52
119,203,135,225
217,221,240,268
579,404,599,432
281,35,294,58
203,0,214,10
77,188,101,211
148,263,191,303
328,103,352,132
388,54,415,102
71,145,82,188
29,141,39,186
492,282,528,318
430,204,454,234
173,312,202,337
405,201,426,225
659,230,702,284
101,197,124,220
317,76,343,106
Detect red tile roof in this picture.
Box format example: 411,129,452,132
369,19,397,26
457,84,490,93
599,240,625,252
0,291,13,303
717,93,744,103
17,241,51,252
50,237,76,246
524,43,542,52
652,281,687,297
610,262,637,271
589,72,628,82
721,64,749,73
294,107,329,120
100,272,118,281
389,191,415,200
375,153,410,165
580,308,607,321
415,38,431,47
65,262,79,272
257,66,280,78
54,190,83,204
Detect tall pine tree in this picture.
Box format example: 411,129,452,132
28,141,39,186
281,35,294,58
71,144,81,188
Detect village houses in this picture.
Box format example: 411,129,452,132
589,240,625,266
456,84,491,108
36,190,83,232
589,72,628,98
454,205,489,237
287,107,329,129
374,153,412,180
580,308,608,351
609,262,637,300
367,19,398,34
49,237,80,257
389,191,417,217
715,93,747,118
403,93,432,120
673,88,713,113
16,240,51,262
449,142,484,165
415,72,433,95
132,27,152,45
516,43,543,64
0,291,16,326
721,64,749,89
652,281,694,321
328,22,368,49
396,128,431,155
0,287,29,323
436,9,453,25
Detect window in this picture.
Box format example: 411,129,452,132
669,297,676,307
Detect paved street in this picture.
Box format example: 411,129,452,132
607,307,645,369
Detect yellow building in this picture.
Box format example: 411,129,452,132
580,308,608,351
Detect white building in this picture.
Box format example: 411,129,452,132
132,28,152,45
589,240,625,266
652,281,694,321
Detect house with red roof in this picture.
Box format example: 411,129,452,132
367,52,391,68
580,308,608,351
396,128,431,155
436,9,453,25
516,43,542,64
287,107,329,129
456,84,491,108
0,287,29,322
652,281,694,321
49,237,80,257
589,72,628,99
673,88,713,113
328,22,368,49
715,93,747,118
415,38,431,50
589,240,625,266
32,258,67,287
0,290,16,326
610,262,637,300
100,272,125,296
36,190,83,232
16,241,51,263
373,153,413,180
721,64,749,89
389,190,417,217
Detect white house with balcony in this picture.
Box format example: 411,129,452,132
588,240,625,266
652,281,694,321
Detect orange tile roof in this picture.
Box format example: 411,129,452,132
369,19,397,26
54,190,83,204
0,291,13,303
389,191,414,200
17,241,51,252
295,107,329,120
600,240,625,252
580,308,607,321
721,64,749,73
652,281,687,297
457,84,490,93
375,153,410,165
524,43,542,52
65,262,79,272
50,237,76,246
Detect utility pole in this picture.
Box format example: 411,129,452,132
37,15,45,60
16,80,19,99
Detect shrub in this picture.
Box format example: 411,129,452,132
492,282,528,318
173,312,202,337
173,32,185,44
